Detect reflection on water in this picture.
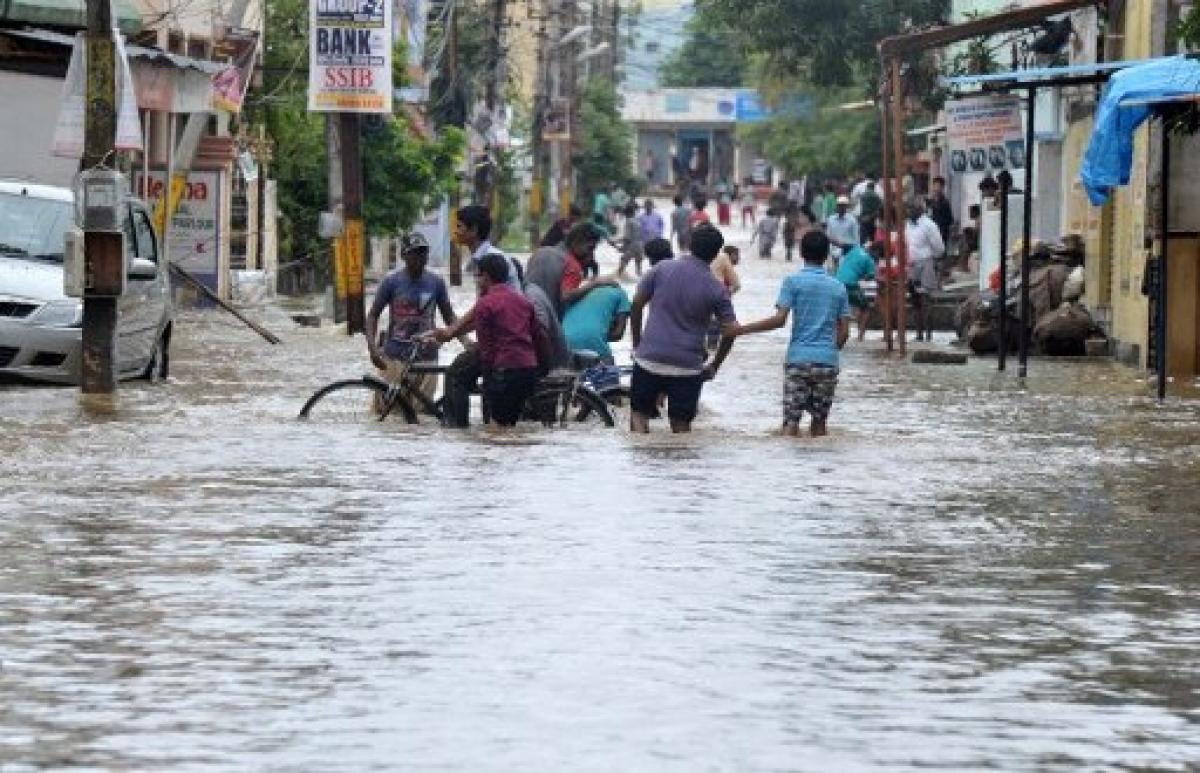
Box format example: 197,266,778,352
2,240,1199,770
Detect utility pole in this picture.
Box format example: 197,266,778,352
447,0,463,286
529,2,548,249
326,116,346,324
339,113,365,334
81,0,120,394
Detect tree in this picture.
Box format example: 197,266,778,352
576,81,638,200
697,0,949,87
739,89,881,180
659,12,747,88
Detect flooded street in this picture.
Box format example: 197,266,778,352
2,226,1200,770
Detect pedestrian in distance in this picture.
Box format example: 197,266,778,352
430,253,553,428
365,232,461,409
688,195,711,231
835,242,880,343
825,196,861,263
637,198,665,243
727,230,851,438
782,202,798,262
618,202,645,278
751,208,780,259
629,222,738,434
905,201,945,342
857,181,883,246
740,180,757,228
670,194,691,253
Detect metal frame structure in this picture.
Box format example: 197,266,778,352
875,0,1101,359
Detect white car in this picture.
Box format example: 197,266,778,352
0,180,174,385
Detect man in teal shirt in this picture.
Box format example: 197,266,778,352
835,243,878,342
562,284,632,364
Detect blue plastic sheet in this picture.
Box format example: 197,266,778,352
1080,56,1200,205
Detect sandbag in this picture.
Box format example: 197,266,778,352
1034,303,1098,356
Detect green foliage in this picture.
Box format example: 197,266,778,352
659,11,747,88
697,0,949,87
576,81,639,200
738,90,881,179
362,122,465,237
1178,6,1200,48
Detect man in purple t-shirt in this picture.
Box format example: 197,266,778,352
630,222,738,433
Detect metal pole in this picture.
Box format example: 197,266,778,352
889,59,908,355
998,175,1010,371
878,87,894,352
81,0,119,395
447,1,463,286
1157,124,1171,401
1018,87,1036,378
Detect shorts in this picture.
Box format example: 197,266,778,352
783,363,839,425
631,364,704,423
845,283,869,310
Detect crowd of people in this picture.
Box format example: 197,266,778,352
366,171,952,437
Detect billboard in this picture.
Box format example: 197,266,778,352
308,0,393,113
136,170,223,292
946,96,1025,175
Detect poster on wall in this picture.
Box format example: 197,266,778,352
308,0,393,113
946,96,1025,175
135,170,223,291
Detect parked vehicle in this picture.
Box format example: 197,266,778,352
0,180,174,385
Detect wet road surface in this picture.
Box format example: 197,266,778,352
2,223,1199,770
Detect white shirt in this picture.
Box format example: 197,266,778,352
904,215,945,264
850,178,875,215
471,240,522,290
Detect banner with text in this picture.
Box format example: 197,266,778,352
946,96,1025,175
308,0,393,114
135,170,223,292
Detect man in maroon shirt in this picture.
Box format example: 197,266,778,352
433,253,550,427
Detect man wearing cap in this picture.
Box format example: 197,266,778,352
825,196,861,260
367,232,460,402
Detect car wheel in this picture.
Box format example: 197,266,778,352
142,332,170,382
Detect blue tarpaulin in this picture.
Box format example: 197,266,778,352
1081,56,1200,205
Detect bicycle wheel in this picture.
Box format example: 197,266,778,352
575,385,629,423
299,377,419,423
530,383,615,428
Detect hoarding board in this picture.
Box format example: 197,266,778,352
308,0,393,114
947,96,1025,175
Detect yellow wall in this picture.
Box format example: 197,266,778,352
1062,116,1109,312
1105,0,1155,363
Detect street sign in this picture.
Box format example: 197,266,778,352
307,0,393,114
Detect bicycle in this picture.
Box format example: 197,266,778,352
298,345,444,424
299,348,617,428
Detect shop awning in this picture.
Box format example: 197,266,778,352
940,58,1160,88
878,0,1098,60
1081,56,1200,205
0,0,142,33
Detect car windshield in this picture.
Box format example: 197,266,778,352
0,191,73,262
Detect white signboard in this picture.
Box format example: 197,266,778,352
136,170,222,282
946,96,1025,175
308,0,393,114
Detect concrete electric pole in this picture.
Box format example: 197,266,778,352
80,0,121,394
